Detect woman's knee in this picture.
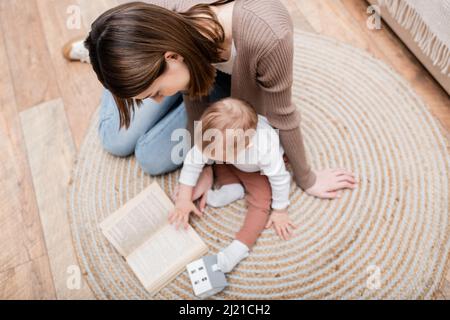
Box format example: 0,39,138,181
100,134,136,158
97,91,135,157
136,158,178,176
98,89,187,158
135,138,181,175
134,105,189,176
135,130,190,175
99,118,137,157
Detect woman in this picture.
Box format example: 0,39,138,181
64,0,357,231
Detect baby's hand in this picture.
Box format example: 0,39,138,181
169,184,202,230
169,198,203,230
265,209,297,241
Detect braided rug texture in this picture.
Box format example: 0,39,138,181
68,30,450,300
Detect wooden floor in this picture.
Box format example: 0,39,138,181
0,0,449,300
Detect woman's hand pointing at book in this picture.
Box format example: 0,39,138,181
169,184,203,230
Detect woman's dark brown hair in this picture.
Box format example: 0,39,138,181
84,0,233,129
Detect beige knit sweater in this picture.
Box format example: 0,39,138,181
137,0,316,189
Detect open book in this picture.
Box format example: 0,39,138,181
100,182,209,296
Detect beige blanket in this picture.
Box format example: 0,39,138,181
380,0,450,76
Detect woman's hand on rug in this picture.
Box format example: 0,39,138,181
192,166,214,212
305,169,358,199
265,209,297,241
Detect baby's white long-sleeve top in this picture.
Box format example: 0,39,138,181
179,116,291,210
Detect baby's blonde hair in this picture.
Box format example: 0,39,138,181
195,98,258,159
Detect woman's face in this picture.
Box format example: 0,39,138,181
134,51,191,103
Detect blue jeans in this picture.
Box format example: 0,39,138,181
98,70,232,175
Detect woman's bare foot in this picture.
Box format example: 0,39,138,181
62,37,90,63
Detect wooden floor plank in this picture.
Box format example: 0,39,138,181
0,0,60,112
19,99,94,300
0,19,56,300
295,0,450,132
280,0,315,32
36,0,105,151
79,0,120,30
0,255,55,300
342,0,450,131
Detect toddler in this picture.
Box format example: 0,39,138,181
169,98,296,273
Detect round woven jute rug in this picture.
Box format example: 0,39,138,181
68,30,450,300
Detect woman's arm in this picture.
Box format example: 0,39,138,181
257,30,317,190
279,128,316,189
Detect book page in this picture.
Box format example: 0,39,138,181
127,223,209,296
100,182,173,257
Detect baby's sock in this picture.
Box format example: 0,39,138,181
217,240,250,273
206,184,245,208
